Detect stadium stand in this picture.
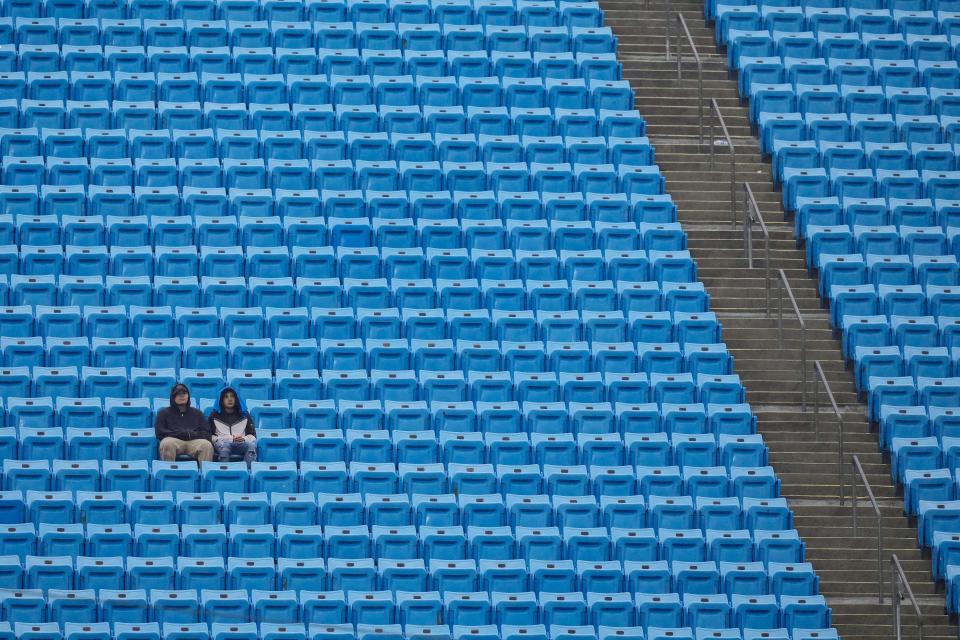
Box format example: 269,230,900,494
0,0,840,638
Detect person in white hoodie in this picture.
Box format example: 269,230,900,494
207,387,257,465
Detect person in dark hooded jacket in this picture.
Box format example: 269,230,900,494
207,387,257,464
155,383,214,462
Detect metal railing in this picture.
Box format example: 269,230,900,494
743,183,771,314
852,455,883,604
671,12,704,145
813,359,845,503
661,0,671,59
776,269,806,410
891,554,924,640
708,98,738,227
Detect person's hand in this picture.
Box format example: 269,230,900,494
233,435,244,443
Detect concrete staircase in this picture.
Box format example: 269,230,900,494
597,2,959,638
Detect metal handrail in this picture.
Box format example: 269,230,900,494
743,183,771,315
663,0,671,59
852,455,883,604
776,269,806,411
708,98,738,228
813,360,844,503
673,12,704,145
891,554,924,640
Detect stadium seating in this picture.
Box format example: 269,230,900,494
0,0,837,638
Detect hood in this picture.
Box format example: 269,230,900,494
214,386,247,416
169,383,191,409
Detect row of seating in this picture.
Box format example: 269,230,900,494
0,623,850,640
805,223,953,264
776,144,960,183
729,29,960,70
758,113,960,157
0,490,788,530
1,65,625,104
890,432,960,478
0,272,700,307
0,456,780,495
0,355,738,386
830,280,960,326
0,250,695,284
0,593,831,636
0,303,715,339
0,54,623,98
0,164,662,200
0,521,802,563
818,255,953,292
0,322,737,358
0,361,736,400
716,5,960,41
0,622,846,640
0,108,645,142
0,194,675,228
0,250,692,282
0,219,679,253
0,0,607,25
1,21,614,48
742,62,960,101
768,117,960,164
873,403,960,448
752,84,960,130
4,8,607,35
0,591,832,633
715,1,958,16
794,197,960,240
0,554,817,595
7,246,695,282
852,341,960,391
0,422,769,463
0,0,608,24
0,77,628,112
0,314,724,343
0,39,618,65
0,131,653,166
0,475,776,516
865,373,960,418
0,398,757,436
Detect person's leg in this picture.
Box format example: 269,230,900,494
186,439,215,462
159,437,184,461
213,439,232,462
240,439,257,464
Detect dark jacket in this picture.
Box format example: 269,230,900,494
155,383,211,442
208,387,257,442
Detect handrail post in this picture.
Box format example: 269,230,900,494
743,183,772,314
851,456,884,604
891,555,924,640
744,194,753,269
813,362,819,439
709,106,715,168
775,270,806,411
729,122,736,229
664,0,671,59
776,276,783,347
764,229,771,316
707,99,736,225
673,13,704,146
813,361,843,500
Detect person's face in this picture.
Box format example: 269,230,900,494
174,389,189,406
222,392,236,410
